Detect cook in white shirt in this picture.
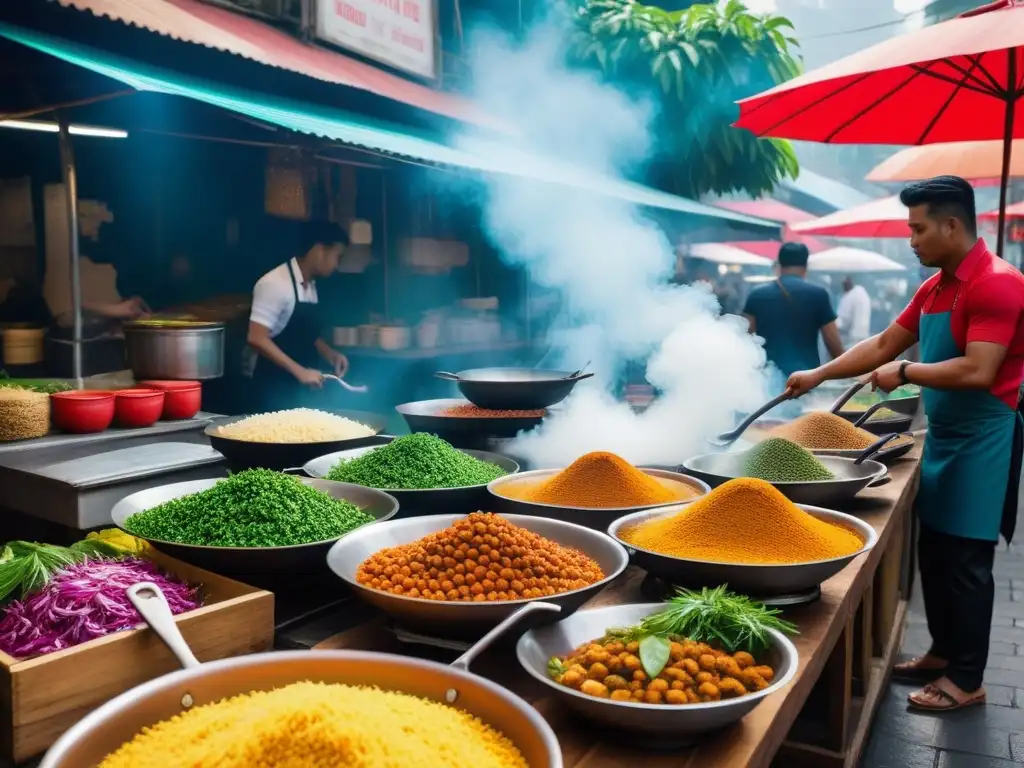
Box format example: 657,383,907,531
243,221,349,411
836,276,872,347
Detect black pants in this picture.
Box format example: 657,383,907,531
918,523,997,692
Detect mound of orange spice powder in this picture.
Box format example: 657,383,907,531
498,451,685,508
356,512,604,601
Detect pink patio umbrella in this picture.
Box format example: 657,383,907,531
867,139,1024,186
713,200,829,256
788,196,910,239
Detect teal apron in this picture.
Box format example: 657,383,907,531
917,281,1023,543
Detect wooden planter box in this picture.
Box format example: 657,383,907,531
0,552,275,763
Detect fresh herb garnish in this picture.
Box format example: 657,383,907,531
0,540,125,602
611,586,798,655
638,634,672,678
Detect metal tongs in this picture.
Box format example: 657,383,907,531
322,373,368,393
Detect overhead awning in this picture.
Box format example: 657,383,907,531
0,24,780,235
42,0,497,128
774,168,875,217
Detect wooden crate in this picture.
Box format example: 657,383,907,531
0,552,275,763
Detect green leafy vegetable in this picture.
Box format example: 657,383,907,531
622,586,798,655
0,540,128,602
547,657,568,679
638,634,672,679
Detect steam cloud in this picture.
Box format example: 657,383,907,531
453,22,771,468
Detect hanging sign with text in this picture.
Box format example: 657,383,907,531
315,0,437,79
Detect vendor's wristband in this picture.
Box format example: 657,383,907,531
898,361,911,385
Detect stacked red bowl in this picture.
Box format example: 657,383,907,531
114,389,165,428
138,380,202,420
50,391,116,433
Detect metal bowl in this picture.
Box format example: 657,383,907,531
837,411,914,436
436,367,593,411
304,442,520,518
112,477,399,576
681,453,887,508
327,513,629,640
517,603,798,747
205,411,389,472
40,586,562,768
812,434,916,464
487,468,710,531
607,504,877,596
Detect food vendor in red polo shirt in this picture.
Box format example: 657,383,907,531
786,176,1024,713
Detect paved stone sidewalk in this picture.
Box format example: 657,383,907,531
862,495,1024,767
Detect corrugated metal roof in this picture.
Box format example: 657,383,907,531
50,0,499,128
0,24,780,233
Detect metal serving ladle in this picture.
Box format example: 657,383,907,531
322,374,368,394
711,391,792,447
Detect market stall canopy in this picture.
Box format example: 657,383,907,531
867,140,1024,184
713,200,829,254
773,168,875,216
34,0,499,129
733,0,1024,255
808,247,906,273
729,239,829,259
0,24,780,237
789,196,909,239
686,243,774,266
981,200,1024,220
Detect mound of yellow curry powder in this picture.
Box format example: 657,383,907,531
99,681,528,768
499,451,686,507
621,478,863,564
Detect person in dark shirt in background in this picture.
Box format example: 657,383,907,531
743,242,844,396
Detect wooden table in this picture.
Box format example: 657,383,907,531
313,448,922,768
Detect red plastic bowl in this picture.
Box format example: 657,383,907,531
50,391,116,434
138,380,202,420
113,389,165,428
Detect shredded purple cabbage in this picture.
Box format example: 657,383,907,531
0,558,201,658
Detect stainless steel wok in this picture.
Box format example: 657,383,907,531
327,513,629,639
517,603,798,747
487,467,710,531
608,504,877,595
681,453,887,508
304,442,520,518
112,477,398,576
435,368,594,411
40,584,563,768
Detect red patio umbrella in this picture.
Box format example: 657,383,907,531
980,200,1024,220
788,196,910,238
735,0,1024,256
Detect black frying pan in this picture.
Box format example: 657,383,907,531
434,368,593,411
205,410,390,471
396,398,548,439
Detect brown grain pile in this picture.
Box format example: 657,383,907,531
356,512,604,601
767,411,879,450
0,388,49,441
438,404,546,418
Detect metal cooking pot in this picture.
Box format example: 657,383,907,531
435,367,594,411
40,585,563,768
123,321,225,381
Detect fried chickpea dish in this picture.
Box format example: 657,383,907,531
356,512,604,601
548,635,775,705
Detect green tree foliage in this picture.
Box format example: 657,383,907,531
569,0,802,199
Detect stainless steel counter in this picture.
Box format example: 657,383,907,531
0,414,228,530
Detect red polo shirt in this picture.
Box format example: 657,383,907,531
896,239,1024,409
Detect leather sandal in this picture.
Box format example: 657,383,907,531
892,656,947,683
907,684,986,712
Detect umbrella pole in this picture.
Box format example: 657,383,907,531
996,50,1017,259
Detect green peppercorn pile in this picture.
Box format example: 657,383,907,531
326,433,507,490
124,470,374,547
741,438,835,483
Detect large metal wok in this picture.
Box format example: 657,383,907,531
40,584,563,768
397,398,548,440
303,440,520,517
205,411,389,472
435,368,594,411
608,504,877,596
681,453,887,508
112,477,398,576
487,467,711,531
517,603,798,747
327,513,629,639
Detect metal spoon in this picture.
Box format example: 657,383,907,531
566,361,591,379
711,392,792,447
322,374,368,393
853,432,905,464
